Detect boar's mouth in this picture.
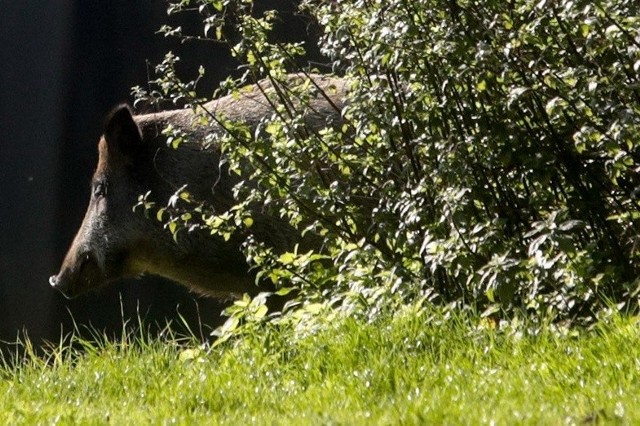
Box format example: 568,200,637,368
49,250,113,299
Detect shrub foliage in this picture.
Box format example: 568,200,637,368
135,0,640,327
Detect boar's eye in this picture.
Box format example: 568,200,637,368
92,179,108,198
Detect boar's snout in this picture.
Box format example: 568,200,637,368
49,273,79,300
49,250,103,299
48,274,71,299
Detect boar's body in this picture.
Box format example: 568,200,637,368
50,74,345,299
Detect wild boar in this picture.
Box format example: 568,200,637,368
49,74,345,299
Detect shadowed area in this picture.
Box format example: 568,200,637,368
0,0,322,353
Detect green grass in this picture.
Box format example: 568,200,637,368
1,308,639,425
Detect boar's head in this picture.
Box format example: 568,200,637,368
49,105,157,298
50,104,257,300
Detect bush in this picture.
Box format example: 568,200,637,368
136,0,640,328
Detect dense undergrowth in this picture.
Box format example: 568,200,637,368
131,0,640,333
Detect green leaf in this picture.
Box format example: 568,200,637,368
178,348,204,363
265,122,280,135
254,305,268,320
234,294,251,308
171,137,183,149
212,316,239,338
545,97,564,115
275,287,295,296
278,252,296,265
507,87,529,108
481,304,500,318
580,23,590,37
304,303,324,314
486,288,495,303
247,50,256,65
502,14,513,30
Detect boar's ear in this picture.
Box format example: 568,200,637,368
104,104,143,160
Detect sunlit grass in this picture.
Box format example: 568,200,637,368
1,308,639,424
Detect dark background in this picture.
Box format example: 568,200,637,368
0,0,321,352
